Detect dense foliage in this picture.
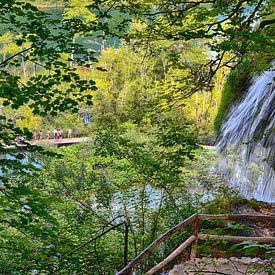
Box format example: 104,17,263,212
0,0,274,274
1,126,246,274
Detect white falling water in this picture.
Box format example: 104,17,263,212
215,68,275,202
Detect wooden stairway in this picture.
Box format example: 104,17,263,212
117,214,275,275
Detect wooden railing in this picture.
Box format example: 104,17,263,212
116,214,275,275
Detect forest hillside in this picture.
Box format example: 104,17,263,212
0,1,274,274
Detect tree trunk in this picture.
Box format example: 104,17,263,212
195,91,199,128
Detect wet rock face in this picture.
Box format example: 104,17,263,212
215,69,275,202
168,257,274,275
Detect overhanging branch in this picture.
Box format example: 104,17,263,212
0,46,34,68
60,221,125,259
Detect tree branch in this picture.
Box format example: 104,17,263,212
243,0,264,27
258,18,275,30
205,0,247,32
60,221,125,259
0,46,34,68
142,1,214,16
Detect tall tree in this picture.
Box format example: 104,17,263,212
0,0,99,180
113,0,275,90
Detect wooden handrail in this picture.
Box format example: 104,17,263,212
116,214,197,274
199,234,275,243
146,235,196,275
116,214,274,275
197,214,275,221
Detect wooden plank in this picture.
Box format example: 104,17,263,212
199,234,275,243
5,137,94,149
32,137,92,145
197,214,275,222
116,214,198,275
146,235,196,275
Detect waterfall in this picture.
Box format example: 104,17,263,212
215,68,275,203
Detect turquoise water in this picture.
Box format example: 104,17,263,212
0,6,121,53
0,153,42,181
43,7,121,53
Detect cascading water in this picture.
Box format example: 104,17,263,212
215,68,275,203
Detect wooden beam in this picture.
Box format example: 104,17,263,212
197,214,275,222
116,214,198,275
199,234,275,243
146,235,196,275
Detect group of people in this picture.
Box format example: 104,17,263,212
14,135,25,144
32,128,73,141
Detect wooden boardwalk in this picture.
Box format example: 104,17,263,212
5,137,93,149
31,137,93,146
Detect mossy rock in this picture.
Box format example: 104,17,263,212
214,56,273,134
214,65,250,133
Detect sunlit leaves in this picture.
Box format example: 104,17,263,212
64,0,97,25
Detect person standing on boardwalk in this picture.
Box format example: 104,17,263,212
32,130,37,141
54,128,58,139
39,130,43,140
46,128,51,140
59,128,63,139
56,128,61,139
68,128,72,139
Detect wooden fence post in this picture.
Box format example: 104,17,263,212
124,221,129,267
190,217,199,259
